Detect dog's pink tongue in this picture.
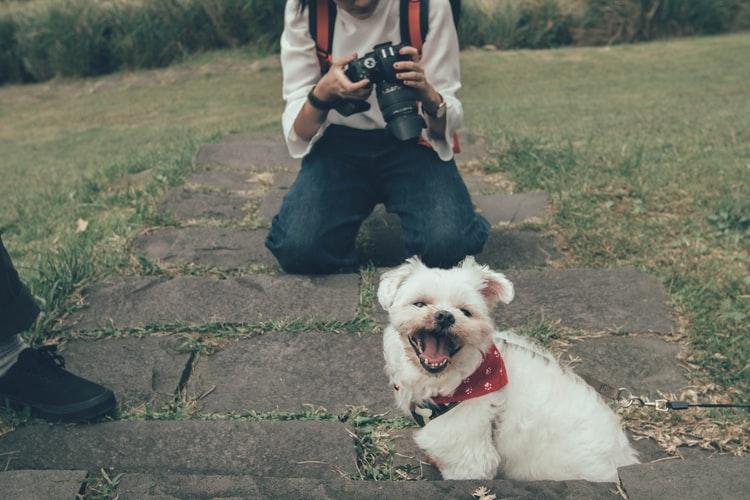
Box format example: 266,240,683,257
422,334,450,363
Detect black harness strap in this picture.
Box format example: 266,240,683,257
410,401,459,427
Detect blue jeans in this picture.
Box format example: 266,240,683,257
0,235,39,340
266,125,490,274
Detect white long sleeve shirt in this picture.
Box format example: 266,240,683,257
280,0,463,160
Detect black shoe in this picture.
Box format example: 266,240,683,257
0,346,116,423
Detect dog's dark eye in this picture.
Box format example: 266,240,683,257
414,301,426,308
460,308,472,317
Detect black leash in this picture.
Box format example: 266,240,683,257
579,374,750,412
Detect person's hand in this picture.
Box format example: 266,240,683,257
394,46,442,113
313,53,372,103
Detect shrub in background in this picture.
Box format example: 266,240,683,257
13,0,119,81
581,0,750,45
0,0,285,84
0,16,25,82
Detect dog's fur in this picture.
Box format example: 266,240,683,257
379,256,639,482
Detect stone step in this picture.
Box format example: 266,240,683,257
187,332,392,415
60,337,189,410
498,267,675,333
116,474,615,499
160,187,254,222
0,470,88,500
565,335,689,397
133,226,278,269
618,455,750,500
133,225,558,271
65,273,361,331
0,421,355,479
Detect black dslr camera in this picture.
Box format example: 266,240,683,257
334,41,426,141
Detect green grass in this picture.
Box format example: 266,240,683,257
0,32,748,403
462,34,749,397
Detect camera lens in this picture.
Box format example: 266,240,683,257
377,83,426,141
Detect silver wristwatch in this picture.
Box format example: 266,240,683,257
425,96,447,119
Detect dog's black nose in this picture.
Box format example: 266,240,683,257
435,310,455,328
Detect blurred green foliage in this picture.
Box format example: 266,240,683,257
0,0,748,84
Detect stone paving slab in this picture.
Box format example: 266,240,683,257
474,191,549,224
117,474,616,499
618,455,750,500
566,335,689,397
497,268,675,333
66,274,360,331
0,421,355,479
133,227,277,269
0,470,88,500
160,188,251,221
61,337,189,409
195,135,300,171
188,332,392,414
477,229,561,269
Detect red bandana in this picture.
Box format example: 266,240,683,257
431,344,509,405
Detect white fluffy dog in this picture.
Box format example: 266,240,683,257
379,256,639,482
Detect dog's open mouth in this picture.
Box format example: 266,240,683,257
408,329,462,374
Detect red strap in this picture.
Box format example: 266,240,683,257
315,0,331,72
408,0,423,52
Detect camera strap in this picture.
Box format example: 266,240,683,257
309,0,337,74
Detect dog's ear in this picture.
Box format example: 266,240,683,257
481,271,515,306
378,256,425,311
460,256,515,307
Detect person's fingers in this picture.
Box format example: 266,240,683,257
396,71,424,82
344,83,373,100
348,78,372,91
399,46,420,62
332,52,358,68
394,61,421,72
401,80,427,90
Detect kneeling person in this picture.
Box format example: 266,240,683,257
266,0,489,274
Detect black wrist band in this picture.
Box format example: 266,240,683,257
307,86,336,111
